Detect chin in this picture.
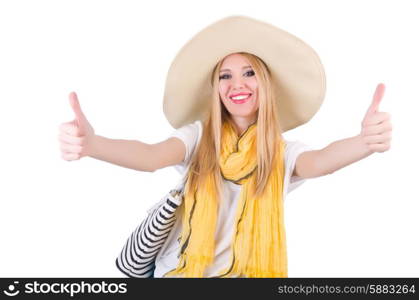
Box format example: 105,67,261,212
230,112,258,119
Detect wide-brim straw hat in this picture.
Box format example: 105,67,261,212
162,15,326,132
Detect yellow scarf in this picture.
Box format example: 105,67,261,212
165,121,287,277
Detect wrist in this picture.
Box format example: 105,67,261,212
356,133,375,156
87,134,101,158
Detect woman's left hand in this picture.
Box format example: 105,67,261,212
360,83,392,153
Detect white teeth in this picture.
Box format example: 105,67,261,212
231,94,250,100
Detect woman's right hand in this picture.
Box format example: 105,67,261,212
58,92,96,161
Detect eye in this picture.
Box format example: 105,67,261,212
245,70,255,77
219,71,254,80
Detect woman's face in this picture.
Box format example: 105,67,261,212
218,53,259,122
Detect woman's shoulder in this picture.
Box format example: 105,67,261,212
169,120,203,169
283,139,312,162
186,120,202,133
284,139,311,151
170,120,202,143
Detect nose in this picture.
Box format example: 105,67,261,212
231,76,246,90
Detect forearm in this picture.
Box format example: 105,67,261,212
89,135,154,172
295,84,391,179
316,134,374,175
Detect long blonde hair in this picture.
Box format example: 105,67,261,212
164,52,288,277
186,52,283,201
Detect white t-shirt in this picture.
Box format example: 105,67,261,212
153,120,312,277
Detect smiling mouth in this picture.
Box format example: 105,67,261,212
229,94,252,104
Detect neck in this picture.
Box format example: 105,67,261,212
230,115,258,136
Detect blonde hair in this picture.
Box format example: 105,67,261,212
185,52,284,200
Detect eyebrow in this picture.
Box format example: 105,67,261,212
220,65,252,72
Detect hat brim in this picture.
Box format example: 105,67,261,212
163,15,326,132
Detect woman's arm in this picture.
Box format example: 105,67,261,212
293,83,392,179
293,135,374,178
59,92,186,172
89,136,186,172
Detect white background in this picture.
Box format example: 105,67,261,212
0,0,418,277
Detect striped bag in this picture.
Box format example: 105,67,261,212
115,179,185,278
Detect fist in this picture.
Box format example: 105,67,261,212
360,83,392,153
58,92,95,161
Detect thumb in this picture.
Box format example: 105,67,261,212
365,83,385,117
69,91,88,135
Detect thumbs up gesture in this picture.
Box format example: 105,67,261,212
58,92,95,161
360,83,392,153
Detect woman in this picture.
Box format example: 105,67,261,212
58,16,392,278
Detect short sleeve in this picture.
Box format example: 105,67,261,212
284,140,313,194
169,120,202,174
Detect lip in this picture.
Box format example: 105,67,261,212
229,93,252,104
229,92,252,98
